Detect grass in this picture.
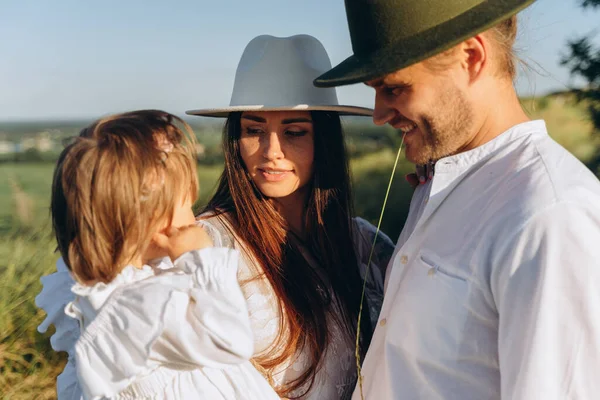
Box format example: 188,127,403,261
0,94,597,398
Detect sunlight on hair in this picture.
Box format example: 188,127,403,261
355,133,406,400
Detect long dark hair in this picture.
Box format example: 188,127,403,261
200,111,372,397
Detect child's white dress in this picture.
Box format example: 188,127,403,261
42,247,279,400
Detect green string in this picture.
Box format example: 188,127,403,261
355,134,405,400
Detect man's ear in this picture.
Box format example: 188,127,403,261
459,35,488,84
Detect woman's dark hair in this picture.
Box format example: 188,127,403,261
200,111,371,397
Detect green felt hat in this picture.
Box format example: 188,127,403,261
314,0,536,87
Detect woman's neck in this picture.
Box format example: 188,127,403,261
273,187,309,239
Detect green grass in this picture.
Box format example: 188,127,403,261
0,95,597,398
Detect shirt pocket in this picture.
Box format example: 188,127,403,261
401,251,471,358
419,252,469,284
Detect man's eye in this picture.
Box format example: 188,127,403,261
384,85,409,95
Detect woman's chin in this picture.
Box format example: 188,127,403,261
258,187,295,199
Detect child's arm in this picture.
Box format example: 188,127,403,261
150,223,255,364
151,246,254,366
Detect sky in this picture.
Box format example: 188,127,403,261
0,0,598,121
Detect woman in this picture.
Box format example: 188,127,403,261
186,35,394,399
37,34,394,400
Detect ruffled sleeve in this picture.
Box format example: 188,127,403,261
35,257,83,400
74,247,253,399
196,214,236,249
352,217,395,324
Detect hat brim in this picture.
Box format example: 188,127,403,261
185,104,373,118
314,0,536,87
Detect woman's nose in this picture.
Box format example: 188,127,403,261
262,131,284,160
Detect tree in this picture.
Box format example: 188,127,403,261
561,0,600,171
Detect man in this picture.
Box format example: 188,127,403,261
315,1,600,399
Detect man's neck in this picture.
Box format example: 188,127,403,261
461,81,531,153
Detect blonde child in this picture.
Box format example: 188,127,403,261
45,110,279,399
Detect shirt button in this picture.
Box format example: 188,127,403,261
428,268,436,277
380,318,387,327
400,255,408,264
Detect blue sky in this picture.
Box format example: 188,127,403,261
0,0,598,120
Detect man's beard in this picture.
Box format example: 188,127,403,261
405,85,474,165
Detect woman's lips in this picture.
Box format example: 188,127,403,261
258,168,292,182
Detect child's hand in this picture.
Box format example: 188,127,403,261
152,224,214,261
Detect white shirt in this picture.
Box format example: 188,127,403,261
353,120,600,400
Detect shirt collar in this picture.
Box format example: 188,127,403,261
434,120,547,173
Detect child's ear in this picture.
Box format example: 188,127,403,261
143,231,169,262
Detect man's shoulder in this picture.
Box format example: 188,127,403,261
522,131,600,205
485,130,600,211
468,129,600,245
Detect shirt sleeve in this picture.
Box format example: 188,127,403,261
35,257,83,400
74,247,254,399
353,217,396,324
491,202,600,399
354,218,395,277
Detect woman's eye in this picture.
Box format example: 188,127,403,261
245,127,263,135
285,130,308,137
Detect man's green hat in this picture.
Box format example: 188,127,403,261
314,0,536,87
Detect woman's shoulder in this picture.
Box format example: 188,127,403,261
351,217,395,255
197,211,237,249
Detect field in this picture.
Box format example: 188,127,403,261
0,93,596,399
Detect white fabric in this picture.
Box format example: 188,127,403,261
353,120,600,400
37,217,394,400
36,258,83,400
40,248,279,400
36,257,174,400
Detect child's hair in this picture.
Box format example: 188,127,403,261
51,110,199,285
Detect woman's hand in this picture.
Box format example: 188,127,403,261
152,224,214,261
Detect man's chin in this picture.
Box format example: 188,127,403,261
405,146,431,166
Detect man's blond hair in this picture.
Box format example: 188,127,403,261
425,15,519,80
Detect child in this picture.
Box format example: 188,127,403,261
45,110,279,399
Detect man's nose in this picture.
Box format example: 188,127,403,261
373,92,396,126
